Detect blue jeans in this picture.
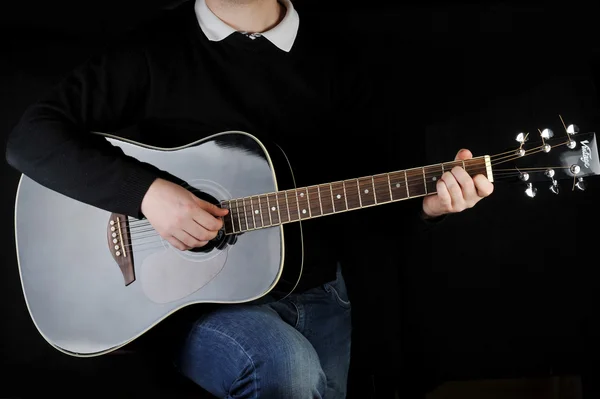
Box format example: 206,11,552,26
176,265,352,398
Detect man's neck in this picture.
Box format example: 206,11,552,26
205,0,285,34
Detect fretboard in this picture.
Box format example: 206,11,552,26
221,156,492,235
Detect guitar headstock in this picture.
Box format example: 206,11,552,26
490,116,600,197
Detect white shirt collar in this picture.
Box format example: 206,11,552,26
195,0,299,52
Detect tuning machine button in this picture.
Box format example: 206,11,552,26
566,124,579,134
541,128,554,139
575,177,586,191
525,183,537,198
549,179,559,194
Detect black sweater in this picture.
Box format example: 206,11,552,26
6,2,384,290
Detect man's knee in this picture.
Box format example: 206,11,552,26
178,306,326,398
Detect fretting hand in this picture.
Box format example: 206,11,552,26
141,178,229,251
422,149,494,218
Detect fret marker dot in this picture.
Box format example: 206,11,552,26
432,177,437,181
271,206,276,211
336,194,341,199
300,193,304,197
302,209,307,214
364,189,369,194
255,210,259,214
396,183,400,188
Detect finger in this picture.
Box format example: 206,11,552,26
435,177,452,212
454,148,473,161
441,171,466,211
167,235,190,251
191,208,223,232
473,174,494,198
172,230,204,249
183,218,218,242
195,198,229,216
450,166,478,205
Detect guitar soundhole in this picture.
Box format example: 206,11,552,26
185,186,237,253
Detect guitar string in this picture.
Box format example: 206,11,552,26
121,139,577,248
125,152,573,238
126,149,565,234
121,171,573,251
125,150,521,230
120,166,573,250
125,141,555,230
128,136,574,229
125,161,491,230
125,165,569,240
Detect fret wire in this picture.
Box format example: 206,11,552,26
441,163,445,173
404,170,410,197
356,178,363,207
241,198,248,230
317,185,323,214
265,194,273,226
371,176,377,204
342,181,349,209
228,201,236,234
422,168,427,194
257,196,264,226
236,199,243,232
295,189,301,220
387,173,393,200
305,188,312,218
276,193,282,225
284,190,292,222
330,183,336,213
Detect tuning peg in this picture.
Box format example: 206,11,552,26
570,164,581,175
541,128,554,139
544,168,555,178
519,172,530,181
525,183,537,198
549,179,559,194
566,124,579,134
542,143,552,153
575,177,586,191
567,139,577,149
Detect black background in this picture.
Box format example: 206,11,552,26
2,1,600,397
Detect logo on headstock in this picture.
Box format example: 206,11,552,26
580,140,592,169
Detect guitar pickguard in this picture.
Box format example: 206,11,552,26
140,245,229,304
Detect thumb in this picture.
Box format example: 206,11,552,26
193,196,229,216
455,148,473,161
208,202,230,216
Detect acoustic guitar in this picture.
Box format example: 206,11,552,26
13,118,599,356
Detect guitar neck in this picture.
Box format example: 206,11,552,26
222,156,493,234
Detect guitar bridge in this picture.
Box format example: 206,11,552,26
106,214,135,286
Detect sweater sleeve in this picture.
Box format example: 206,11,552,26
5,35,160,218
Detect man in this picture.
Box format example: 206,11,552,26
5,0,493,397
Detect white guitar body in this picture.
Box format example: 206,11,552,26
14,131,295,356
